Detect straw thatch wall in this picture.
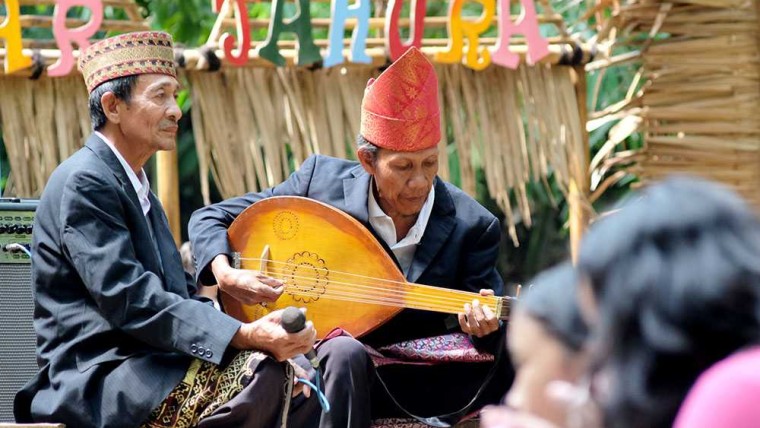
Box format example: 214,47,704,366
0,76,90,196
189,64,586,244
619,0,760,206
0,61,586,246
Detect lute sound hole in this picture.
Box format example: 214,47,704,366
283,251,328,303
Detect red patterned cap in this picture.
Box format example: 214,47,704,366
78,31,177,93
360,47,441,151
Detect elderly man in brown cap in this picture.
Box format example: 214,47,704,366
14,31,321,428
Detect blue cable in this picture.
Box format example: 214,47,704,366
297,368,331,413
6,243,31,258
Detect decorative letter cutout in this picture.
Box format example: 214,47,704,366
48,0,104,76
435,0,494,71
214,0,251,66
492,0,549,69
324,0,370,67
0,0,32,74
385,0,426,62
259,0,321,66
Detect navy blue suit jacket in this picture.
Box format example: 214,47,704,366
189,154,504,346
15,135,241,428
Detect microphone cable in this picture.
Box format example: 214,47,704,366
282,306,331,413
296,369,331,413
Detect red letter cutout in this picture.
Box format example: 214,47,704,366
214,0,251,66
385,0,426,62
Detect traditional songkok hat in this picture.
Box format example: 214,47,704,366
360,46,441,151
78,31,177,93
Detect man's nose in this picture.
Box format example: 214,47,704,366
408,171,428,189
168,98,182,122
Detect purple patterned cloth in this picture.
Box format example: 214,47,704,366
319,329,495,367
371,414,479,428
371,332,495,367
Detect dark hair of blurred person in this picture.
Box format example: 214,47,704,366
577,176,760,428
481,261,590,428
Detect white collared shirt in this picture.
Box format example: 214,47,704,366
368,178,435,276
95,131,151,216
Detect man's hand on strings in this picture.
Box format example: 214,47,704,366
231,309,317,361
210,254,284,305
458,289,499,338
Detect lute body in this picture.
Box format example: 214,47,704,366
223,196,511,338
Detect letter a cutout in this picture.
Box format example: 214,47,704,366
492,0,549,69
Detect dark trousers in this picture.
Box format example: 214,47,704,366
312,335,512,428
314,336,374,428
197,357,320,428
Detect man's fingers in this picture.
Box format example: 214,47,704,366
472,299,486,323
263,308,284,323
457,313,471,334
231,290,259,305
259,274,285,289
479,288,495,296
299,322,317,354
260,287,283,302
483,303,495,320
465,303,480,330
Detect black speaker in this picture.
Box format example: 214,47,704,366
0,198,38,422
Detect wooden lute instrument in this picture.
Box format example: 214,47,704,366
223,196,512,339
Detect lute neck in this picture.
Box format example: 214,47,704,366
400,281,513,321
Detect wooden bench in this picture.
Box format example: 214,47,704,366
0,424,65,428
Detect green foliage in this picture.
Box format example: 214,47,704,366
136,0,215,46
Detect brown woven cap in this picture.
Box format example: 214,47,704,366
78,31,177,93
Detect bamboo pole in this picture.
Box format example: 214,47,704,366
178,43,597,70
569,65,590,263
17,16,148,32
0,42,598,77
225,14,566,30
156,150,181,247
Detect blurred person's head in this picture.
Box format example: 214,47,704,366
578,176,760,428
505,261,590,426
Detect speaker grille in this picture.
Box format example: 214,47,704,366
0,262,36,422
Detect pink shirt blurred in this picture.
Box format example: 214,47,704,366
674,346,760,428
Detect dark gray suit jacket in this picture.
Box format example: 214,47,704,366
15,135,241,428
189,154,504,346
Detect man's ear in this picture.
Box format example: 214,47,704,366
357,148,377,175
101,92,122,125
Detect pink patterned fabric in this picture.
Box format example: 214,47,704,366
318,330,490,427
376,332,495,366
371,418,436,428
317,329,494,367
371,412,479,428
